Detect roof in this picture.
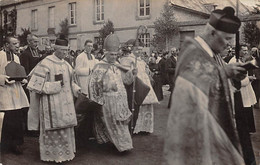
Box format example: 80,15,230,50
170,0,251,16
0,0,34,7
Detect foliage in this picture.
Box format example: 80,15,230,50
98,20,115,46
153,1,179,50
243,21,260,47
18,28,31,46
151,34,166,51
58,18,69,39
1,9,17,47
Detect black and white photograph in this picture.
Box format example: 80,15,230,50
0,0,260,164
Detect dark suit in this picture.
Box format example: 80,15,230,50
166,56,177,90
20,47,42,75
158,57,168,85
166,56,177,108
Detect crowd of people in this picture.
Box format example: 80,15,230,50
0,28,176,163
0,6,259,165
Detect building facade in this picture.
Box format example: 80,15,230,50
0,0,256,53
1,0,168,53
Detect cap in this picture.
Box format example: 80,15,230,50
209,7,241,34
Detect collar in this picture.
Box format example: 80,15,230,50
195,36,214,58
51,54,65,63
84,51,93,60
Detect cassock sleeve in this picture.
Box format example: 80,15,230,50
27,63,62,95
68,66,81,97
121,70,134,85
42,81,62,94
241,76,250,87
75,55,91,76
0,74,6,86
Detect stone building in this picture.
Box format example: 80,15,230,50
0,0,255,53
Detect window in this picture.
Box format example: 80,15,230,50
95,0,104,22
140,33,150,47
31,9,38,30
69,2,76,25
139,0,150,17
48,6,55,28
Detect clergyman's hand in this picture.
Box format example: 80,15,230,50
5,77,16,84
224,63,247,81
21,79,28,85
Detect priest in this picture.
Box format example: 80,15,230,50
164,7,248,165
27,36,81,163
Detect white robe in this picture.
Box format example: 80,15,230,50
75,52,98,95
0,50,29,111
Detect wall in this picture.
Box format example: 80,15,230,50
1,0,225,53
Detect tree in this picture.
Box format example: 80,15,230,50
58,18,69,39
18,28,31,46
153,1,179,50
243,21,260,47
98,20,114,46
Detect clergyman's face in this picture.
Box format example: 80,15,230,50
212,30,234,54
7,38,20,54
54,45,69,60
85,42,93,53
28,36,39,50
106,51,118,63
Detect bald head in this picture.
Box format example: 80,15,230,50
200,23,235,54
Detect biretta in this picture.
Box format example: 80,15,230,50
104,33,120,52
209,6,241,34
55,35,68,47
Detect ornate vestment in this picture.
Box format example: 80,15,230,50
120,54,158,134
164,38,244,165
27,54,80,163
89,59,133,152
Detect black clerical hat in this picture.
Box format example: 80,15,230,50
55,34,68,46
209,7,241,34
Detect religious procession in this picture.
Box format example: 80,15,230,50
0,0,260,165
